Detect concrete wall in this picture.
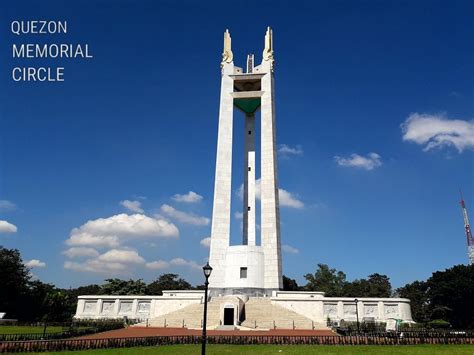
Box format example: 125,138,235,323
271,291,413,323
74,291,204,321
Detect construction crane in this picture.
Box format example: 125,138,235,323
460,191,474,265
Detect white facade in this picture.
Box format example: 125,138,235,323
74,291,413,325
208,28,282,296
74,291,204,321
271,291,413,324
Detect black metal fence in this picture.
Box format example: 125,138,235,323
1,334,473,352
0,321,124,342
337,329,474,338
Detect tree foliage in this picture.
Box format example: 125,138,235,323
146,274,192,295
304,264,347,296
0,247,31,319
426,264,474,328
395,280,429,323
101,278,147,295
283,275,300,291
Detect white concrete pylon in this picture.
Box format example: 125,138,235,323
209,28,282,296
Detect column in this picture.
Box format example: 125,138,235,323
260,63,282,291
209,63,234,289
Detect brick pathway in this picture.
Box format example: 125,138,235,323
78,327,337,339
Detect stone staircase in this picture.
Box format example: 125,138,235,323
144,299,221,329
240,298,327,330
138,296,329,330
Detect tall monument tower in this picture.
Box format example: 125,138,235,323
208,28,282,296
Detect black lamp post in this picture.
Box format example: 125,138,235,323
354,298,360,334
201,262,212,355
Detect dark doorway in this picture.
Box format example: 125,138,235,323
223,308,234,325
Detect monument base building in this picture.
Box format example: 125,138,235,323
74,28,413,328
74,291,413,328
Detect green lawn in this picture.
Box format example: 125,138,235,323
37,344,474,354
0,325,65,334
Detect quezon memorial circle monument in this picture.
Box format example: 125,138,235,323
75,28,413,329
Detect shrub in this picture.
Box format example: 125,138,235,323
428,319,451,329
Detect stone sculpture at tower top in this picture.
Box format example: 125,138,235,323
208,28,282,296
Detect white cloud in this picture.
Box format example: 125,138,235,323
120,200,144,213
278,144,303,157
278,189,305,209
282,244,299,254
0,200,17,211
172,191,203,203
65,213,179,248
200,237,211,248
64,260,127,273
237,180,304,209
62,247,99,258
64,248,145,273
334,152,382,171
170,257,202,270
145,260,170,270
401,113,474,152
160,204,210,226
0,220,17,233
97,249,145,264
25,259,46,268
234,212,243,220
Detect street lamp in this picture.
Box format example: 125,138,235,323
201,262,213,355
354,298,360,334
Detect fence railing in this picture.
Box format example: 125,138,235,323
1,334,473,352
0,321,124,342
337,329,474,338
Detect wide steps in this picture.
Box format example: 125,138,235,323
241,298,327,330
145,301,221,329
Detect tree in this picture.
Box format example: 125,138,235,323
0,247,31,319
27,280,55,321
101,279,147,295
146,274,191,295
395,281,429,323
366,273,392,297
426,264,474,328
283,276,300,291
304,264,347,296
42,290,71,322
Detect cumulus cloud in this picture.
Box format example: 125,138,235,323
0,220,17,233
160,204,210,226
65,213,179,248
62,247,99,258
234,212,243,220
200,237,211,248
120,200,144,213
170,258,202,270
97,249,145,264
282,244,299,254
64,259,127,273
237,180,304,209
25,259,46,268
0,200,17,211
278,144,303,158
64,249,145,273
172,191,203,203
279,189,305,209
145,260,170,270
334,152,382,171
401,113,474,152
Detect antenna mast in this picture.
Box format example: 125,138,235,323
460,190,474,265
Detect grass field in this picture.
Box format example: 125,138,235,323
0,325,65,334
34,344,474,354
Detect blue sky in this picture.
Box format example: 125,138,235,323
0,0,473,289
